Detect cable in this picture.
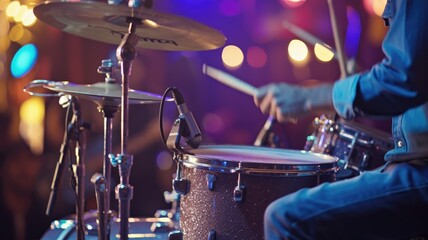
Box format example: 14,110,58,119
159,86,176,146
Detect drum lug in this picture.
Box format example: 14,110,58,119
173,160,189,195
206,173,217,191
208,229,217,240
173,178,189,195
233,167,246,202
168,230,183,240
233,184,246,203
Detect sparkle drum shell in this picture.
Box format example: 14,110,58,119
177,145,337,240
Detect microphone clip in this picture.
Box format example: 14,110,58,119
166,116,193,155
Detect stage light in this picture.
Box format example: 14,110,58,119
247,46,267,68
222,45,244,69
10,43,38,78
288,39,309,64
314,43,334,62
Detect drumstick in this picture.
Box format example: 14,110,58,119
202,64,256,96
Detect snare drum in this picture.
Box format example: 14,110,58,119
305,115,394,174
174,145,337,240
41,211,174,239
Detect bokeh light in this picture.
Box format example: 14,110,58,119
222,45,244,69
13,4,28,22
6,0,20,18
156,151,173,171
314,43,334,62
19,97,45,155
279,0,306,8
9,23,24,42
11,43,38,78
22,8,37,26
288,39,309,64
202,113,225,134
17,28,33,45
247,46,267,68
363,0,387,17
345,6,362,60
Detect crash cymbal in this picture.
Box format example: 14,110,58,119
33,0,226,51
44,82,166,107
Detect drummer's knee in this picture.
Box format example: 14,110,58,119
264,198,294,239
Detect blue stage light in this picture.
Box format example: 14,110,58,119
11,43,38,78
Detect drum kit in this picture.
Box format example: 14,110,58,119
22,0,394,240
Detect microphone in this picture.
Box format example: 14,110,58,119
171,87,202,148
254,115,276,147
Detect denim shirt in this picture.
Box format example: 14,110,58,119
332,0,428,162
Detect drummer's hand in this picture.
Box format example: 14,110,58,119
253,82,335,123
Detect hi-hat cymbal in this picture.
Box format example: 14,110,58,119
33,0,227,51
44,82,166,107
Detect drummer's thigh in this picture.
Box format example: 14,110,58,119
264,162,428,240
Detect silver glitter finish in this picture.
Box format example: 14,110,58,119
180,159,335,240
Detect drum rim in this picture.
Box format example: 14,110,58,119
180,145,338,176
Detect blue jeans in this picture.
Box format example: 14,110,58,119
264,160,428,240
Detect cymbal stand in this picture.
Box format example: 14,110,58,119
96,59,120,240
109,20,139,240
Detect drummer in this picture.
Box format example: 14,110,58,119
254,0,428,239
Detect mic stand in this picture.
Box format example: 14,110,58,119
45,96,88,240
254,116,280,147
109,20,139,240
46,99,73,217
165,117,190,240
70,97,88,240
